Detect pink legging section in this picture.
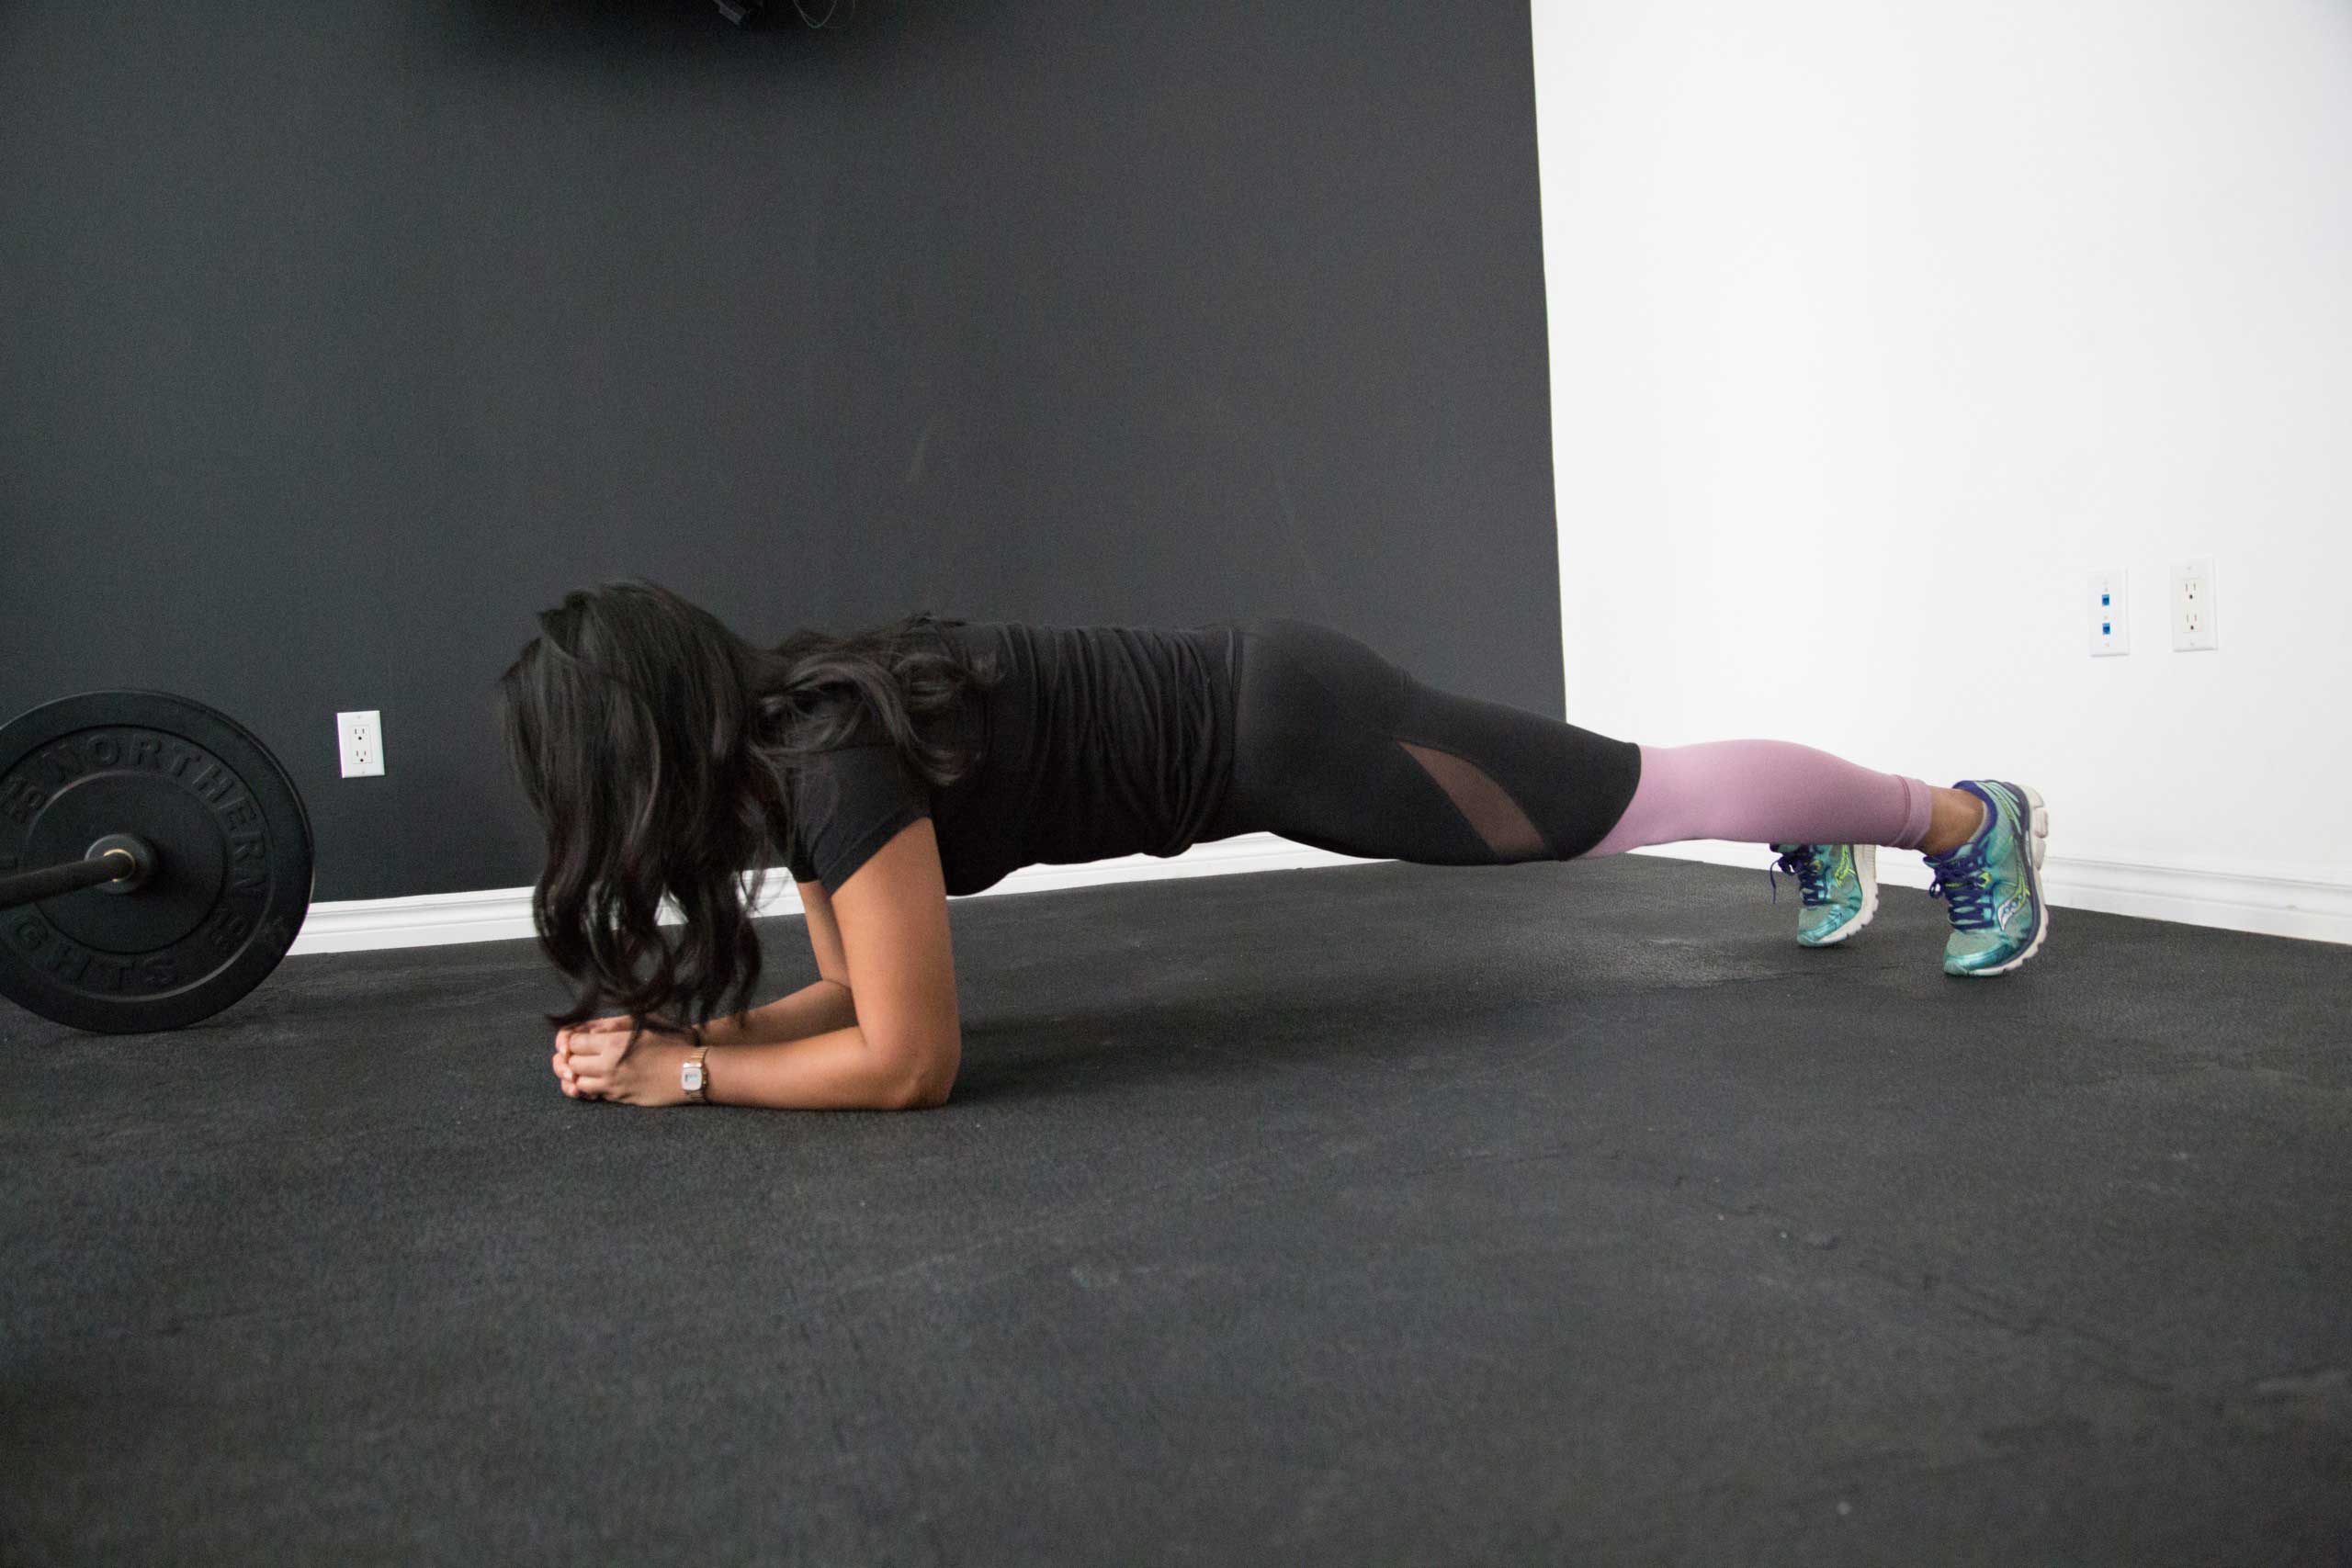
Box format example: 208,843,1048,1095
1578,741,1936,858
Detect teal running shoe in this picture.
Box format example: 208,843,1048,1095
1769,842,1879,947
1925,779,2050,977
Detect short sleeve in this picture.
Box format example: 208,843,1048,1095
787,745,931,897
784,825,818,886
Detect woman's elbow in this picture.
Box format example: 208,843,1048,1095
899,1079,955,1111
878,1045,959,1111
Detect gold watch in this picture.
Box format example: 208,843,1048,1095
681,1043,711,1103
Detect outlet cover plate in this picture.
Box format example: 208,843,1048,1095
337,710,384,777
2171,558,2218,651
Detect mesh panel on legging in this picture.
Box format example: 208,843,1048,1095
1200,617,1643,865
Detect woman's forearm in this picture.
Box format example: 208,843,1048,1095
702,1024,949,1111
700,978,858,1046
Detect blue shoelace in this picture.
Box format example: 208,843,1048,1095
1767,847,1828,907
1926,833,1997,931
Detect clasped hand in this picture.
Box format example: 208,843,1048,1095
551,1015,692,1107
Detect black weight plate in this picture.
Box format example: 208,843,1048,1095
0,692,314,1034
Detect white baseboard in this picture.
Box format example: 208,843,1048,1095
1627,842,2352,947
288,833,1382,955
289,832,2352,956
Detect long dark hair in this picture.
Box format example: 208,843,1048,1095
495,579,1001,1042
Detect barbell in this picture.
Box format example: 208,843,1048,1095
0,691,313,1034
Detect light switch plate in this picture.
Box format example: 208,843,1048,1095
2089,569,2128,657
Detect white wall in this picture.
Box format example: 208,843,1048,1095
1529,0,2352,942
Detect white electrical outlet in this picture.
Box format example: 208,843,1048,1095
2088,569,2129,656
2171,558,2218,651
337,710,385,777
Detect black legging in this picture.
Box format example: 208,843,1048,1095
1199,617,1643,864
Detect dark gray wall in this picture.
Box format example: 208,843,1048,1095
1,0,1566,902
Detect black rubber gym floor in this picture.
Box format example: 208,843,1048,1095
4,854,2347,1565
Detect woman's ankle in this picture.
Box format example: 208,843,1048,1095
1918,786,1988,856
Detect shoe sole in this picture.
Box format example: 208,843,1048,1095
1798,842,1878,947
1952,783,2050,977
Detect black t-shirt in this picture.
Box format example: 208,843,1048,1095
782,620,1240,897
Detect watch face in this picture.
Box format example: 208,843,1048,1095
683,1061,704,1091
